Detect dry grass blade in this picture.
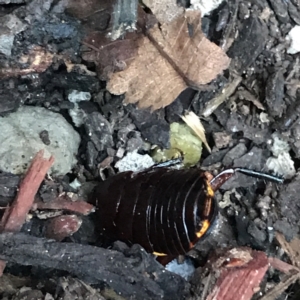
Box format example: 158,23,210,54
202,75,242,117
181,111,211,153
259,272,300,300
276,232,300,268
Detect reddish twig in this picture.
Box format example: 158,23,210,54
0,150,54,275
33,196,95,216
206,248,269,300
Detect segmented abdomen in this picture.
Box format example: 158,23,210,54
93,168,217,256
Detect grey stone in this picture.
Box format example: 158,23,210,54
0,106,80,176
222,143,247,167
0,14,27,56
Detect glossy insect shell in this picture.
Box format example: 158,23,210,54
93,168,217,256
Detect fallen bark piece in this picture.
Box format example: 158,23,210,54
45,215,82,241
0,233,186,300
192,248,269,300
207,248,268,300
0,150,54,275
86,3,230,110
82,32,140,81
33,196,95,216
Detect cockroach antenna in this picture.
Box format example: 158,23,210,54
234,168,284,184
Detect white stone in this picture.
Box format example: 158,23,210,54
287,25,300,54
115,152,154,172
0,106,80,176
190,0,224,16
68,90,91,127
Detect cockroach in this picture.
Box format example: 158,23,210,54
92,166,283,257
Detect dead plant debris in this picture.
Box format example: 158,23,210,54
0,150,54,275
83,2,230,110
181,111,211,153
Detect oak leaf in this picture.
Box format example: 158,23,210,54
107,9,230,109
83,3,230,110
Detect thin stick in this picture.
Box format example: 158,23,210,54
202,75,242,117
0,150,54,275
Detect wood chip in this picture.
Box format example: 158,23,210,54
0,150,54,275
268,257,299,274
205,248,269,300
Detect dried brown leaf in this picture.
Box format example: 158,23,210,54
107,36,187,110
106,8,230,110
82,32,139,80
147,10,230,87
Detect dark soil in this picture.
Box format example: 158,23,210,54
1,0,300,299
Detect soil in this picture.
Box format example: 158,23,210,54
1,0,300,299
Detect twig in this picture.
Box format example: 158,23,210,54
259,272,300,300
33,197,95,215
202,75,242,117
0,232,185,300
0,150,54,275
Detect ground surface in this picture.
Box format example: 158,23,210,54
0,0,300,299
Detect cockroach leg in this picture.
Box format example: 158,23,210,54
151,158,183,169
210,168,284,191
209,169,235,191
204,171,214,182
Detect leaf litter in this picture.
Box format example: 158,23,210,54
82,0,230,110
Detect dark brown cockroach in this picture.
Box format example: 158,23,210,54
92,167,283,257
